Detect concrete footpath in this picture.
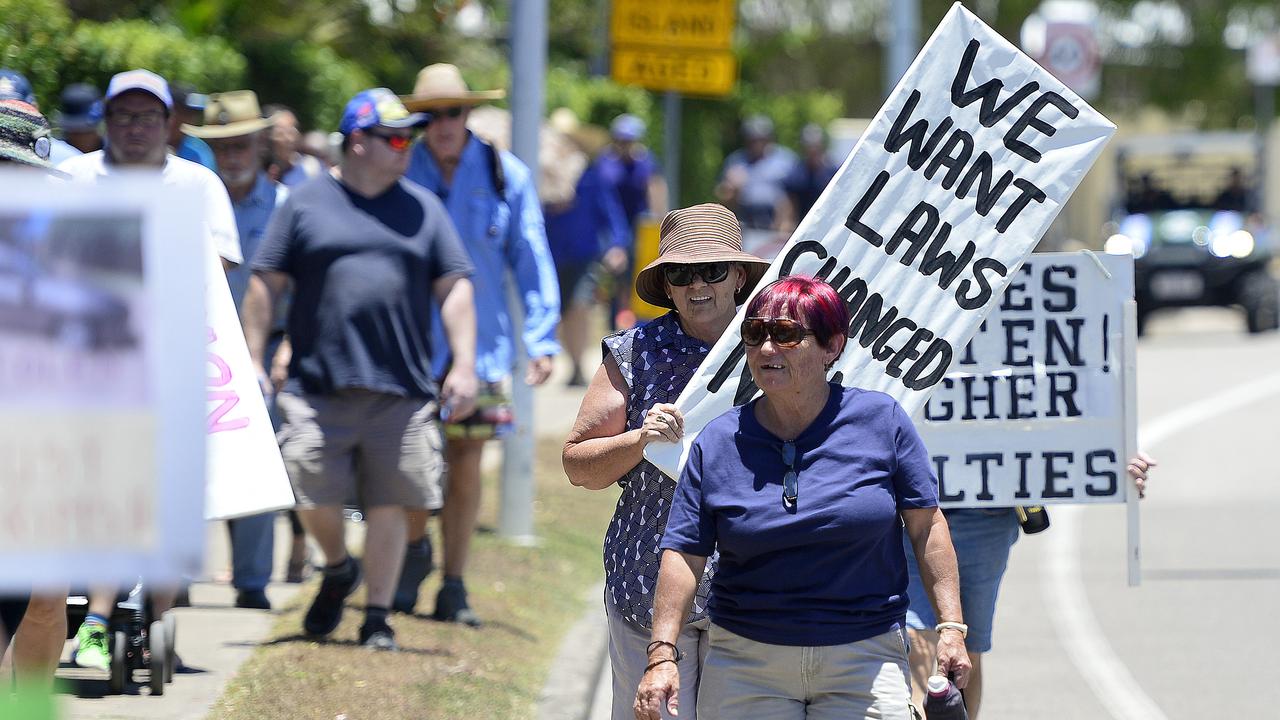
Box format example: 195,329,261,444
58,519,306,720
53,358,608,720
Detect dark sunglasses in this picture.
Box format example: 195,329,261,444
368,130,415,152
432,106,466,120
663,262,730,286
782,441,799,509
740,317,814,348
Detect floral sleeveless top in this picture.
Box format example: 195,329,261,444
602,311,715,630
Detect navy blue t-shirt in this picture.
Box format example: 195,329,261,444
661,383,938,647
252,174,473,400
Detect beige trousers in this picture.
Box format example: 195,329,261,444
697,623,914,720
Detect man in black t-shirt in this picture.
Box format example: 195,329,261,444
242,89,477,651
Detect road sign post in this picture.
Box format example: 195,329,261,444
610,0,738,208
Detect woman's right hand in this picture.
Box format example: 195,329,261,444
640,403,685,445
634,660,681,719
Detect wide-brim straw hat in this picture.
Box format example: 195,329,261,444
635,203,771,309
182,90,274,139
400,63,505,112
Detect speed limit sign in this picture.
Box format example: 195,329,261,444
1040,21,1100,99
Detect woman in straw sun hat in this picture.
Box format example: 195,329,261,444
563,202,769,719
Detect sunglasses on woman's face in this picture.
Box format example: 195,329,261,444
740,317,813,348
663,262,730,286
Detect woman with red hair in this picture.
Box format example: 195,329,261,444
635,275,970,720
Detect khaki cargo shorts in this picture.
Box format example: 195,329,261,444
276,389,445,510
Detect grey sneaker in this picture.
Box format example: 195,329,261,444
358,624,398,651
433,579,481,628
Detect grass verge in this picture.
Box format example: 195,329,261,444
208,439,618,720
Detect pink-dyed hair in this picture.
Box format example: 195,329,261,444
745,275,850,350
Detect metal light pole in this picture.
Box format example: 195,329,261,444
884,0,920,97
501,0,547,545
663,91,682,207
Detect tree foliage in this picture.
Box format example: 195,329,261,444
0,0,72,109
4,1,1275,202
63,20,246,99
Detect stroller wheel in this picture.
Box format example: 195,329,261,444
109,631,127,694
148,621,166,696
162,611,177,683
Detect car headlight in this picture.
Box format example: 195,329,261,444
1105,233,1146,258
1210,230,1254,258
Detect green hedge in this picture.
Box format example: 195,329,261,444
62,20,246,99
0,0,72,109
241,41,374,132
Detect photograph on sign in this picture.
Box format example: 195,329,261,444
645,3,1116,480
917,252,1135,507
0,174,205,590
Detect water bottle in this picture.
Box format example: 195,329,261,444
923,675,968,720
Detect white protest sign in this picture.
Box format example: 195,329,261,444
646,2,1115,479
0,174,205,589
916,251,1135,507
204,257,295,520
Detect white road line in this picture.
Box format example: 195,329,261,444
1138,372,1280,448
1042,370,1280,720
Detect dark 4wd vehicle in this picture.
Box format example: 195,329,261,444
1106,209,1278,334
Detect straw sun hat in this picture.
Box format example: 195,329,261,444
400,63,505,112
635,203,771,309
182,90,275,139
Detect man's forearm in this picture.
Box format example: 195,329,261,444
439,277,477,370
241,276,276,367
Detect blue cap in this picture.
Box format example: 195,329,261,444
611,113,645,141
105,69,173,110
56,83,104,131
339,88,428,135
0,70,36,104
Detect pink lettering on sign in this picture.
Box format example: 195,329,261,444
206,326,249,434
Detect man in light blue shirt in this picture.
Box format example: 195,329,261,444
399,63,560,625
188,90,289,611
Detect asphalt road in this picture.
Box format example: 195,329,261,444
980,307,1280,719
583,306,1280,720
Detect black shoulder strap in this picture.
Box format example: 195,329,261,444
481,139,506,199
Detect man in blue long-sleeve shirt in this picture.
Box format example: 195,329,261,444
399,64,561,625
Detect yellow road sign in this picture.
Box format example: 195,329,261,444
612,46,737,97
611,0,736,51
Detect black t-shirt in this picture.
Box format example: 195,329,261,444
252,174,473,400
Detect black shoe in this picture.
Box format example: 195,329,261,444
235,589,272,610
303,557,362,637
433,580,481,627
358,623,399,651
392,537,434,614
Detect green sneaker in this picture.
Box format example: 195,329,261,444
73,621,110,671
